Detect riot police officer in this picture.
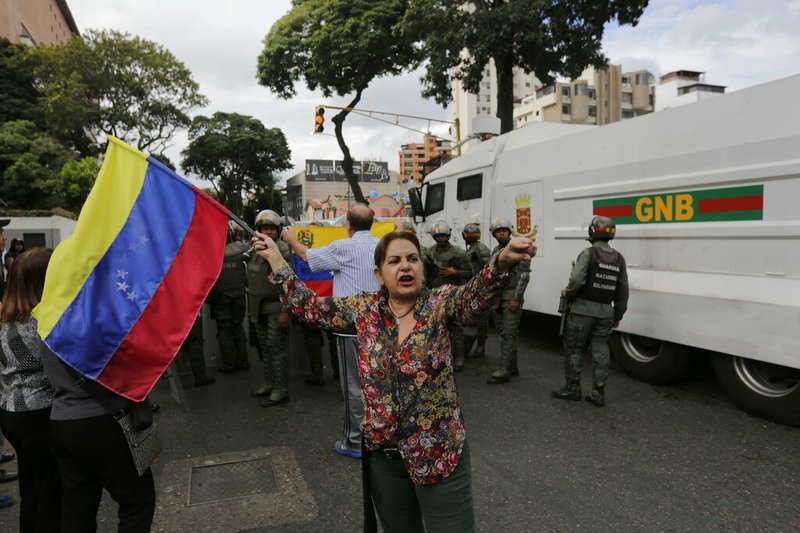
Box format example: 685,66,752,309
425,221,471,371
487,217,531,384
247,210,293,406
211,221,251,373
462,223,491,358
551,216,629,407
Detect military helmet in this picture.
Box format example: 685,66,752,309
462,223,481,243
430,221,451,237
227,220,243,242
489,217,513,236
588,215,616,241
254,209,282,230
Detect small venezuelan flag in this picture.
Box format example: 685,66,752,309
32,137,230,401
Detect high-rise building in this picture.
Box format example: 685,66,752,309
513,65,655,128
451,59,540,140
0,0,79,46
655,70,725,111
399,135,452,186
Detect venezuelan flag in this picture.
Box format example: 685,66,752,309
32,137,230,401
289,222,395,296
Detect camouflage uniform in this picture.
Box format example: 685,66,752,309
425,241,472,370
488,243,531,381
247,240,293,403
210,241,250,372
179,314,215,386
465,240,491,357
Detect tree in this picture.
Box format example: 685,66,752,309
256,0,417,204
0,120,73,209
0,39,43,127
406,0,649,133
181,112,291,214
33,30,207,157
57,157,100,213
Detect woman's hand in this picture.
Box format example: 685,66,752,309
252,232,286,272
497,237,537,272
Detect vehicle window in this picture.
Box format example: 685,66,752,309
457,174,482,201
425,183,445,215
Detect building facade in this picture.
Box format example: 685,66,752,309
0,0,79,46
452,59,540,140
513,65,655,128
399,135,452,186
655,70,725,111
284,160,407,221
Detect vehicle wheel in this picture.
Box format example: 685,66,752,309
712,354,800,427
610,332,695,384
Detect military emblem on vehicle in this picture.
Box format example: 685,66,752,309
514,194,538,239
297,228,314,247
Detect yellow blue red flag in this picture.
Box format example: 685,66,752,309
32,137,230,401
289,222,395,296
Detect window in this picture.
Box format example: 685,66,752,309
456,174,482,201
636,73,653,85
562,104,571,115
622,110,634,119
622,93,632,104
588,106,596,117
573,84,588,96
425,183,445,215
588,89,595,99
485,94,491,102
561,87,570,97
622,76,630,84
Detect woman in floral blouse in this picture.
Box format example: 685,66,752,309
253,230,536,532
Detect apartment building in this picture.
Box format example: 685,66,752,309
514,65,655,128
0,0,79,46
451,59,540,139
655,70,725,111
399,135,452,186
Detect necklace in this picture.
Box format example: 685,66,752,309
388,301,414,321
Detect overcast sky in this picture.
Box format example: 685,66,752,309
66,0,800,185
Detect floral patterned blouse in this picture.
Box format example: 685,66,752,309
271,256,513,485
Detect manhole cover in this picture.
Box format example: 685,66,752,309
188,457,278,505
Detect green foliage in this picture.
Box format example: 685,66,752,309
406,0,649,132
257,0,418,204
33,29,207,155
0,39,43,126
181,112,291,214
58,157,100,213
0,120,73,209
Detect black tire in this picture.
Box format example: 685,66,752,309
610,332,695,385
712,354,800,427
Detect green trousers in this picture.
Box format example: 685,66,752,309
211,293,248,368
492,300,523,377
253,311,289,396
562,313,614,388
368,442,475,533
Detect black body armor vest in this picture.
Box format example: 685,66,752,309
580,246,623,304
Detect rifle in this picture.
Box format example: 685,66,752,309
558,260,576,336
558,295,571,336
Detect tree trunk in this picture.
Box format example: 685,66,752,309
331,88,367,205
494,49,515,134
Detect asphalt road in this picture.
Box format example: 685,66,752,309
1,313,798,532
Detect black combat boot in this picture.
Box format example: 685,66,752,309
551,384,581,401
586,386,605,407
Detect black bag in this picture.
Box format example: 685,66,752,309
115,407,162,476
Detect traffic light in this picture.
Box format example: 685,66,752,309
314,106,325,133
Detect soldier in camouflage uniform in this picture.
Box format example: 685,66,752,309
211,222,250,373
179,314,215,386
487,218,531,384
462,223,491,358
552,216,628,407
247,210,293,406
424,221,472,371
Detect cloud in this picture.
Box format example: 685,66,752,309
603,0,800,90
